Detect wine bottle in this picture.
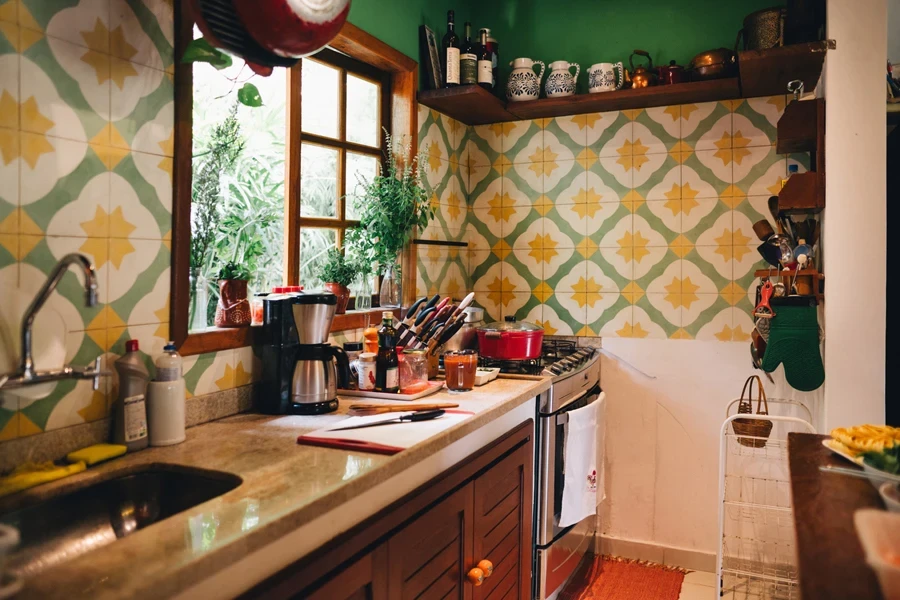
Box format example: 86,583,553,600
442,10,459,87
477,29,492,89
459,22,477,85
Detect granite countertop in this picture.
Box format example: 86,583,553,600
6,376,550,599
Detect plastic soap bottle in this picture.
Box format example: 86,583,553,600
114,339,150,451
147,341,186,446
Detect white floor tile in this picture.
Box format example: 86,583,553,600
678,581,717,600
682,570,717,587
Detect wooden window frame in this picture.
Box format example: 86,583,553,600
296,48,390,269
171,3,418,355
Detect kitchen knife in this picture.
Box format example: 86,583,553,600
398,305,439,346
329,409,446,431
397,296,428,336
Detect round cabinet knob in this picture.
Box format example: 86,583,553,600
467,567,485,586
477,559,494,577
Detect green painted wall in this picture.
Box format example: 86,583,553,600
348,0,470,62
348,0,784,93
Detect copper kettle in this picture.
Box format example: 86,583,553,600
629,49,657,88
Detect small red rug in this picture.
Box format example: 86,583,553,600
558,555,686,600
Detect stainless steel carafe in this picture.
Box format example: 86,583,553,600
289,293,349,414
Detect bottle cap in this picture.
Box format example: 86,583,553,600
788,164,799,173
798,238,806,245
383,311,393,320
126,340,139,353
359,352,376,361
343,341,363,351
164,341,176,351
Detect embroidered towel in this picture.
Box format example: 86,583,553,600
559,392,605,528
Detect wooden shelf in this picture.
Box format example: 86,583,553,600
417,85,515,125
776,98,825,213
505,78,740,120
738,41,830,98
417,43,830,126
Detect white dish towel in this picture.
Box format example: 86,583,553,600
559,392,606,528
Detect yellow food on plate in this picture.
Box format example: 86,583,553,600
830,424,900,456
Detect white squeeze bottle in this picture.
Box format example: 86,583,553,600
155,341,183,381
114,339,150,451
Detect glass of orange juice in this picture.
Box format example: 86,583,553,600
444,350,477,393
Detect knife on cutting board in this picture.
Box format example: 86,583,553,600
328,409,446,431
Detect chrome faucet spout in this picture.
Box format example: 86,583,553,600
18,253,97,382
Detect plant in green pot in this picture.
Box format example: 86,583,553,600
351,131,433,308
318,248,357,314
215,261,252,327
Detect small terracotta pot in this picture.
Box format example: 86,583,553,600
324,282,351,314
215,279,251,327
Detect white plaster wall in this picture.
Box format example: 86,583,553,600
889,0,900,64
823,0,887,429
598,338,822,554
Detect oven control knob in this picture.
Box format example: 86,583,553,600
550,365,563,375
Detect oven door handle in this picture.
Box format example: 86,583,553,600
549,388,591,419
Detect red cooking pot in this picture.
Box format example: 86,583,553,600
476,317,544,361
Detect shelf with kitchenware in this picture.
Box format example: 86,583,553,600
417,42,831,126
753,268,824,303
775,97,825,214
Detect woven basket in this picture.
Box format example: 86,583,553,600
732,375,773,448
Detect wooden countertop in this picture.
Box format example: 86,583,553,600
787,433,885,600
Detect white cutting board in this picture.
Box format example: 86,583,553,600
297,410,473,455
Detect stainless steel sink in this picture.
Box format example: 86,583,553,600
0,465,241,577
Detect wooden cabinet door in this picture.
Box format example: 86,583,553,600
302,544,388,600
471,435,534,600
387,484,474,600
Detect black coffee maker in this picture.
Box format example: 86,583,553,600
255,292,349,415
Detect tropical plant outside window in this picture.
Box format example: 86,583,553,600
189,36,387,333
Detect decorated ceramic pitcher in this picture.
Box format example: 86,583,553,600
506,57,545,102
544,61,579,97
588,62,625,93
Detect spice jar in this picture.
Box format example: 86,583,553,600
400,349,429,395
357,352,376,391
250,293,268,326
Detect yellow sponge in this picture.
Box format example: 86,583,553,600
66,443,127,466
0,461,86,498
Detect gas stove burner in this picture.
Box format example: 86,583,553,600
478,356,544,376
541,339,577,362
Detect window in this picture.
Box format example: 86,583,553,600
297,49,390,289
172,5,418,354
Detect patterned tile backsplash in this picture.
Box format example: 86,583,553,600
0,0,797,448
415,97,804,342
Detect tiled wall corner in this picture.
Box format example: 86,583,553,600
0,0,250,446
421,96,793,341
416,104,469,300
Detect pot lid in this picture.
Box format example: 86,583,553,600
463,307,485,323
479,316,543,333
690,48,735,68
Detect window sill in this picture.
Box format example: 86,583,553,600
179,307,401,355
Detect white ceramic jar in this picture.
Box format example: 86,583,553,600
506,57,545,102
544,61,579,97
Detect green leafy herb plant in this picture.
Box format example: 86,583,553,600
318,248,358,287
349,131,434,274
217,260,252,282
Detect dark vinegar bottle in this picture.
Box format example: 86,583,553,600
442,10,459,87
375,311,399,393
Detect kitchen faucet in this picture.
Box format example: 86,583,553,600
1,253,108,389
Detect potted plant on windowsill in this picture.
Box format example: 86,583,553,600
318,248,357,315
350,131,434,308
215,261,252,327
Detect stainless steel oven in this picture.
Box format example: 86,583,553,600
533,349,602,600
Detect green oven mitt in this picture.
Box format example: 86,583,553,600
760,304,824,391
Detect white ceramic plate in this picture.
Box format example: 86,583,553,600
822,439,900,487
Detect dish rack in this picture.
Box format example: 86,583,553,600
716,398,816,599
